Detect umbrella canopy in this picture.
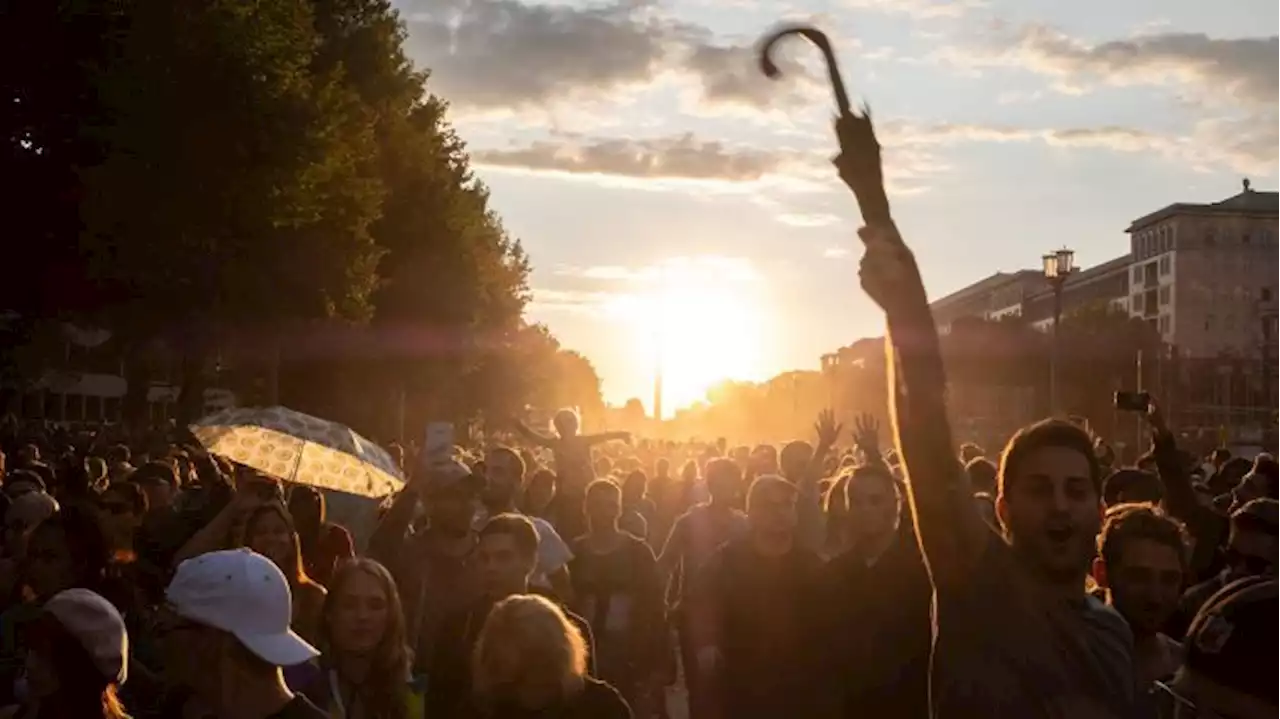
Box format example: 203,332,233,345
190,406,404,498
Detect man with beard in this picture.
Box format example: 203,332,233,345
368,457,482,675
856,223,1135,718
1093,504,1188,686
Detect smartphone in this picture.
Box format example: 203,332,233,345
1114,391,1151,412
423,422,455,461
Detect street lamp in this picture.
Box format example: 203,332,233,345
1042,248,1075,415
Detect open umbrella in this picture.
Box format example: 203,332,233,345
190,406,404,498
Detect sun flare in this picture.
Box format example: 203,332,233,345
612,258,768,417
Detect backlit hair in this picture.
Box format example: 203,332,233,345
471,594,588,701
746,474,797,512
241,502,315,590
998,418,1101,498
586,478,622,503
1098,502,1189,571
479,513,540,559
320,558,411,719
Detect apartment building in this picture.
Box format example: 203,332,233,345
929,257,1131,330
1126,181,1279,437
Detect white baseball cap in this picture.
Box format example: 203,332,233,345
166,549,318,667
43,588,129,684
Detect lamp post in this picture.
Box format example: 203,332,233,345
1042,248,1075,415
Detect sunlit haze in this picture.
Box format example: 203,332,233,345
398,0,1279,415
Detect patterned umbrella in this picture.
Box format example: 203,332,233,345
190,406,404,498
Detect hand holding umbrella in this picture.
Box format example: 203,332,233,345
759,24,896,237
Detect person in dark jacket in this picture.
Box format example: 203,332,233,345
823,461,932,718
430,514,597,719
687,475,827,719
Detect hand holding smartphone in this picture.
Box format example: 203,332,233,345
1114,391,1151,413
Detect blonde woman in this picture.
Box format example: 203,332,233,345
302,559,424,719
471,594,631,718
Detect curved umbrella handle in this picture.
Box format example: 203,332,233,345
758,23,894,230
759,24,853,118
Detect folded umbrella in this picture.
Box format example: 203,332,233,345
190,406,404,498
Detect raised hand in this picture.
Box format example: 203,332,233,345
1141,396,1169,435
813,409,842,448
852,412,880,454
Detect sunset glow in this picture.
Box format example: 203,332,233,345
611,257,770,417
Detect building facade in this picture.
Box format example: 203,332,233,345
1127,181,1279,442
820,181,1279,448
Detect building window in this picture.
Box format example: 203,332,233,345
1205,231,1216,246
1133,294,1145,312
1263,288,1274,302
1133,266,1142,282
1205,313,1215,332
1158,315,1169,334
1159,256,1171,275
1159,286,1171,305
1242,233,1251,245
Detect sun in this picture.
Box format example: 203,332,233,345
615,260,768,417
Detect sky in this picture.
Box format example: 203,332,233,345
395,0,1279,416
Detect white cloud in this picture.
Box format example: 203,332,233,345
843,0,988,20
472,132,785,182
528,288,626,316
400,0,820,115
556,256,762,285
776,212,843,228
935,27,1277,174
822,247,853,259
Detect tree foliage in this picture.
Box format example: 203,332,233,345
0,0,597,430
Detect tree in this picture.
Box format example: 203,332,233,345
620,398,648,428
71,0,387,424
0,1,121,321
1,0,579,435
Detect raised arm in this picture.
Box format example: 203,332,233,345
512,420,557,448
583,430,630,446
857,225,988,592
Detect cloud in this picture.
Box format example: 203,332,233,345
528,288,624,316
822,247,852,259
475,123,1168,196
969,28,1278,106
843,0,987,20
556,256,762,284
936,27,1278,174
883,122,1172,151
681,41,821,112
776,212,843,228
472,133,792,183
401,0,814,113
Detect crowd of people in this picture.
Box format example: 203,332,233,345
0,224,1276,719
